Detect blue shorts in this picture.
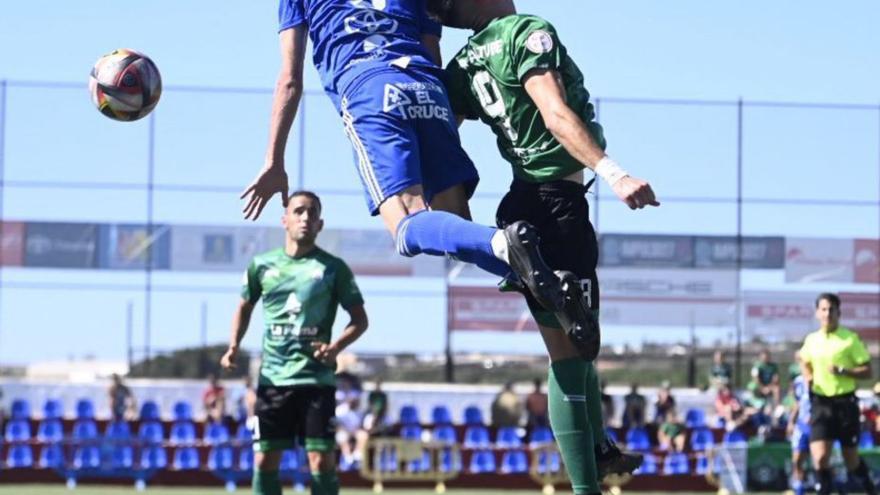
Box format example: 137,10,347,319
791,424,810,453
340,67,479,215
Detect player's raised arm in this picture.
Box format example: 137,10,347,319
242,25,308,220
523,69,659,210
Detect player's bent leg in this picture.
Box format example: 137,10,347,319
306,446,339,495
843,447,877,495
811,440,834,495
430,183,473,220
555,271,601,361
253,450,283,495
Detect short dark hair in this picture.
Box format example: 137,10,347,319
815,292,841,310
289,190,322,213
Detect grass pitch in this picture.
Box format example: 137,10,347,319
0,486,778,495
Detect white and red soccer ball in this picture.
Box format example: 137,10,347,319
89,48,162,121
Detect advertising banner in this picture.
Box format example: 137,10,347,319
599,234,694,268
785,238,854,283
170,225,269,272
854,239,880,284
745,291,880,342
97,224,171,270
0,221,25,266
694,236,785,269
23,222,98,268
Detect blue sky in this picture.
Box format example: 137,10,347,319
0,1,878,365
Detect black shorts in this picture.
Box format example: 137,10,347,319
496,179,599,328
254,384,336,452
810,392,860,447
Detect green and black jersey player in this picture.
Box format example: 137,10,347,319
221,191,368,495
429,1,659,494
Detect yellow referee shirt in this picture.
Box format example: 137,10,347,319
800,326,870,397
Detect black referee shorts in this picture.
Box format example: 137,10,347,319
810,392,861,447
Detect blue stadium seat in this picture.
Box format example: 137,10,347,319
500,450,528,474
73,446,101,469
438,447,460,473
108,446,134,469
138,421,164,444
139,401,161,422
605,427,619,443
399,405,420,425
400,425,422,441
378,445,398,472
695,453,710,475
634,453,658,475
280,449,304,472
204,422,230,445
463,426,491,448
7,444,34,468
104,420,132,440
431,405,452,425
529,426,554,446
140,446,168,469
5,419,32,442
495,426,522,448
407,450,432,473
463,406,484,426
238,448,254,471
169,421,197,445
172,401,193,422
626,427,651,451
208,446,235,470
236,423,254,443
10,399,31,420
72,420,99,441
43,399,64,420
468,449,496,474
860,430,875,449
536,450,561,474
75,399,95,420
39,444,66,469
690,427,715,452
723,429,748,447
37,419,64,443
684,408,706,428
432,425,457,444
662,452,690,475
173,447,200,470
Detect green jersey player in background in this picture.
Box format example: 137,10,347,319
429,1,659,493
220,191,368,495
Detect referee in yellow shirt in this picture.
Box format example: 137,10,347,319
800,292,876,495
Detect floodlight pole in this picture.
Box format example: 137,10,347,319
734,98,744,389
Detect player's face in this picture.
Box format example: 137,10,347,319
815,298,840,329
283,196,323,244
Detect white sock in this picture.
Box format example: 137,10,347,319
490,229,510,264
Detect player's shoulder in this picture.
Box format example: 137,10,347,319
312,247,353,271
503,14,558,40
251,247,286,267
837,326,859,339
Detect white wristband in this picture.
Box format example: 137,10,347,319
594,156,629,186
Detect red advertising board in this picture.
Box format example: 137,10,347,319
0,221,25,266
854,239,880,284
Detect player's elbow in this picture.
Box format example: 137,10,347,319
540,105,569,137
276,72,303,98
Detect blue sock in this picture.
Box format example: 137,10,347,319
396,210,510,277
792,479,805,495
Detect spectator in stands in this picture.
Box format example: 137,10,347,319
232,374,257,423
709,350,733,390
525,378,549,427
336,394,367,471
862,383,880,432
715,383,752,431
657,407,686,452
600,380,615,428
491,381,523,428
336,370,363,407
363,380,392,436
622,382,647,429
202,373,227,423
653,380,676,424
749,349,781,407
108,373,136,421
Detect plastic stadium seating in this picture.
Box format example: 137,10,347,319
280,449,304,472
529,426,553,446
169,421,197,445
7,444,34,468
399,405,419,425
107,446,134,469
431,405,452,425
39,444,66,469
204,422,230,445
495,426,522,448
662,452,690,475
400,425,422,441
10,399,31,420
172,401,193,422
432,425,457,444
37,419,64,443
860,430,875,449
695,453,710,475
684,408,706,428
138,421,164,444
140,401,161,421
438,447,460,473
536,450,561,474
722,429,748,447
500,450,528,474
690,427,715,451
208,446,235,470
73,420,99,441
634,453,658,475
173,447,200,470
625,427,652,451
140,446,168,469
104,420,132,440
43,399,64,420
463,426,491,449
236,423,254,442
469,449,496,474
73,445,101,469
463,406,484,426
75,399,95,420
238,448,254,471
5,419,32,442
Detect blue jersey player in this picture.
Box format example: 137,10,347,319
241,0,600,362
788,359,812,495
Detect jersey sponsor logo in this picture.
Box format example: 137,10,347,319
269,324,319,339
382,83,450,121
466,40,504,64
284,293,303,321
344,0,398,57
525,30,554,54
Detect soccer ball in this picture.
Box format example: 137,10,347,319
89,49,162,121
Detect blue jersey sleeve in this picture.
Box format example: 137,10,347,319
279,0,306,32
419,0,442,37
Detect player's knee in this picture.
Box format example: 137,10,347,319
255,450,281,471
308,450,335,472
